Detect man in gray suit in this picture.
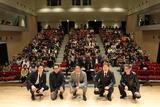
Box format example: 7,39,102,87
69,65,87,101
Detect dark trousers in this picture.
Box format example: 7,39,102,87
51,87,65,100
21,76,27,83
30,84,49,96
118,84,139,97
94,87,114,97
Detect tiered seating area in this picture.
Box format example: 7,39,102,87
133,62,160,80
0,65,21,81
0,29,64,81
99,27,150,67
62,29,101,80
99,27,160,81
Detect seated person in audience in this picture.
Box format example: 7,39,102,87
22,59,30,69
94,63,116,101
29,64,37,73
21,64,29,84
118,64,141,100
69,65,87,101
2,63,11,72
49,64,65,100
140,62,148,70
27,64,49,100
10,29,64,73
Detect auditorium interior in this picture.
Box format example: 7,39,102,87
0,0,160,107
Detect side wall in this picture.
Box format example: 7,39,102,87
0,15,37,60
126,13,159,62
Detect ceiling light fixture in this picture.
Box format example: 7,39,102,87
52,7,64,12
82,7,94,12
113,8,126,12
99,7,112,12
38,8,51,13
69,7,81,12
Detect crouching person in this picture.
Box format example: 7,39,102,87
118,64,141,100
94,63,116,101
27,64,49,100
49,64,65,100
69,65,87,101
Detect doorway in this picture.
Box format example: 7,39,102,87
88,21,102,34
0,42,9,65
61,21,75,34
157,43,160,63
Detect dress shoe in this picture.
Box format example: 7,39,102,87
120,94,127,99
59,94,64,99
83,95,87,101
31,94,35,100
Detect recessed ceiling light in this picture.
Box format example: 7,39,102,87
69,7,81,12
113,8,126,12
82,7,94,12
52,7,64,12
38,7,64,13
38,8,51,13
100,7,112,12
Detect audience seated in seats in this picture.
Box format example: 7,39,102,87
63,28,101,81
29,64,37,73
20,64,29,86
2,63,11,72
99,27,150,67
10,28,64,68
1,28,64,81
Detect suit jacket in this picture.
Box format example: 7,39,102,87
49,71,65,92
27,71,47,90
69,71,87,88
94,70,116,88
120,71,140,91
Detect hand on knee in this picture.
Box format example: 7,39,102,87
70,88,76,93
60,87,64,92
31,85,37,92
134,92,141,99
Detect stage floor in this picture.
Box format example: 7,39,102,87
0,85,160,107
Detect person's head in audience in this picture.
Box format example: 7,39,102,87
23,64,27,69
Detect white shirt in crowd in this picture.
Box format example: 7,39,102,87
22,60,30,68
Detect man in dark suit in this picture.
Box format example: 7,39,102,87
94,63,116,101
69,65,88,101
49,64,65,100
118,64,141,100
27,65,49,100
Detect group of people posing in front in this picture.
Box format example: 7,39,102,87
27,63,141,101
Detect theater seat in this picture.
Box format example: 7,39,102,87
137,76,148,79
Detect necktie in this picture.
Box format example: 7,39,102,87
104,73,107,78
39,74,41,84
77,74,80,86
